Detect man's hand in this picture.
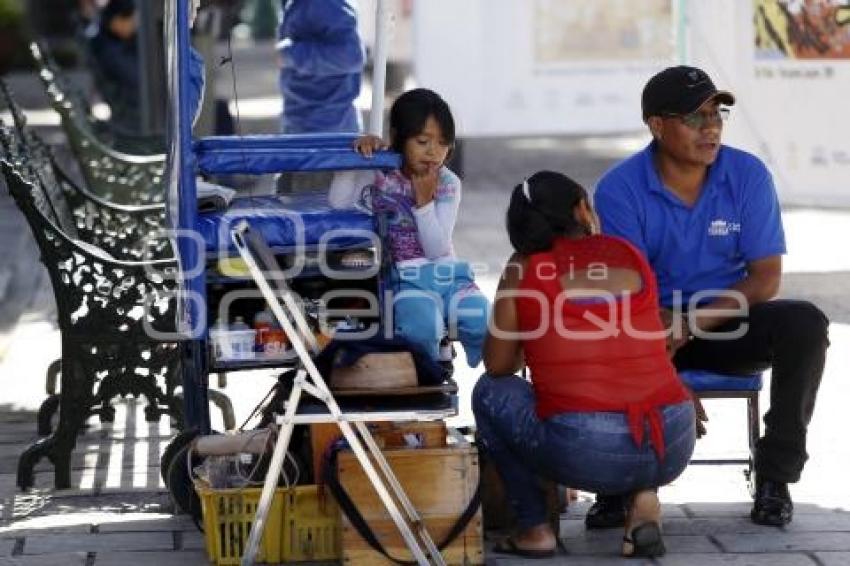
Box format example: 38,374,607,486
411,164,439,207
352,135,388,158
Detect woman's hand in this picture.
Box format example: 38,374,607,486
411,164,439,207
660,308,691,356
352,135,388,158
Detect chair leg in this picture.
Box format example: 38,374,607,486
746,392,761,494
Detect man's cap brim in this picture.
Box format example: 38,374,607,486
695,90,736,112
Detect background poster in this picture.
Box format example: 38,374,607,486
754,0,850,59
413,0,675,137
688,0,850,205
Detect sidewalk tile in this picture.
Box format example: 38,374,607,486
715,531,850,553
816,551,850,566
663,517,781,536
562,534,717,555
0,552,88,565
685,502,825,517
0,539,14,556
179,531,205,551
94,550,208,566
657,553,817,565
784,512,850,532
97,516,196,533
23,532,173,555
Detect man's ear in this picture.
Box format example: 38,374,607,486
647,116,663,140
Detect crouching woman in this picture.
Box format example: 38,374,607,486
474,171,695,558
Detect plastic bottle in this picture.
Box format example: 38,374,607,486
230,316,255,360
253,308,274,352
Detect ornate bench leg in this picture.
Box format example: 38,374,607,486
17,411,81,490
36,394,60,436
45,358,61,395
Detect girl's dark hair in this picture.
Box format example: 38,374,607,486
506,170,590,255
389,88,456,154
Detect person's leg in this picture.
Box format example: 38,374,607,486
444,263,489,367
472,375,550,531
583,398,696,529
674,299,829,524
390,267,444,361
674,300,828,481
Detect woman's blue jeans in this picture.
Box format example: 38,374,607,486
472,374,696,529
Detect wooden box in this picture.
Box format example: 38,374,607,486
371,420,447,449
336,445,483,565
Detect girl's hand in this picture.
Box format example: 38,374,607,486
352,135,388,158
411,164,439,207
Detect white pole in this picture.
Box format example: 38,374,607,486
369,0,389,136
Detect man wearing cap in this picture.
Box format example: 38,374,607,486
590,65,829,527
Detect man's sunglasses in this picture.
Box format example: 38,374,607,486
663,107,730,129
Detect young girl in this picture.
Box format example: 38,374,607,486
329,88,489,367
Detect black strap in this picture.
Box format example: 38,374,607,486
323,444,481,565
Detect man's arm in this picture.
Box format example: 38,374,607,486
690,255,781,333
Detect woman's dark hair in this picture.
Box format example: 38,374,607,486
389,88,456,154
506,170,590,255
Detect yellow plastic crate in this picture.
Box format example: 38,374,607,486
196,483,340,565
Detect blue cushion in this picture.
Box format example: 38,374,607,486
680,369,763,392
197,192,374,254
194,134,401,175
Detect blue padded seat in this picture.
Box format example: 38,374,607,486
197,192,374,254
680,369,762,392
679,369,763,481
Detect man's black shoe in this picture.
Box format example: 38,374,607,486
751,479,793,526
585,494,626,529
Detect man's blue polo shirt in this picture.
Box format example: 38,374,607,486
594,142,786,308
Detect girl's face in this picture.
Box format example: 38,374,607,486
401,115,451,176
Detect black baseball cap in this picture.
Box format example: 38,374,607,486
641,66,735,121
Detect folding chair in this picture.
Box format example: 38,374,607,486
230,220,456,566
680,369,763,484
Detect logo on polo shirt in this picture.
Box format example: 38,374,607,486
708,219,741,236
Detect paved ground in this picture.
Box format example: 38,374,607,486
2,40,850,565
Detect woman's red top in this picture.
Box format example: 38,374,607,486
515,234,690,458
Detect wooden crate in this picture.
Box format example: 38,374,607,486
371,420,447,449
310,421,447,481
336,445,483,565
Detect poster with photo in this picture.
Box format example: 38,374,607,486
689,0,850,206
754,0,850,60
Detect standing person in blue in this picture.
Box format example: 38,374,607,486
592,65,829,528
329,88,489,369
275,0,365,193
277,0,364,134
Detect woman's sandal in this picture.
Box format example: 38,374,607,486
622,490,666,558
